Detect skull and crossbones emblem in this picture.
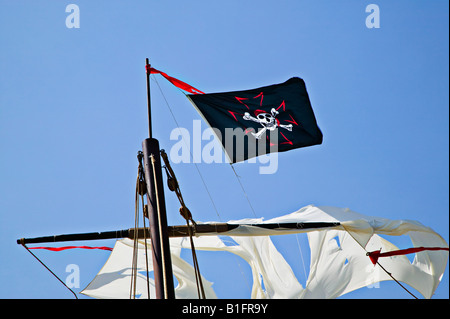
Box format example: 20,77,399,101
243,108,293,139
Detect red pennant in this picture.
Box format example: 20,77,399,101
368,250,381,265
146,65,204,95
29,246,112,251
368,247,449,265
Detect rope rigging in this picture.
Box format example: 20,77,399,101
161,149,206,299
20,242,78,299
130,151,151,299
130,149,206,299
374,260,418,299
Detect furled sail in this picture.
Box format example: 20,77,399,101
81,205,448,299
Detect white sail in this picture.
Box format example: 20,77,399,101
81,205,448,299
80,238,217,299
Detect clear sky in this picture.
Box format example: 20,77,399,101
0,1,448,299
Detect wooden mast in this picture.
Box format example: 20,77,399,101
142,58,175,299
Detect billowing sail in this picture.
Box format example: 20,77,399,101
80,238,217,299
81,205,448,299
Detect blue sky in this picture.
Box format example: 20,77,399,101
0,1,448,299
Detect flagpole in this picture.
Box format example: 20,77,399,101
146,58,152,138
143,58,175,299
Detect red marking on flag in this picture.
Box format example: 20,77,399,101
276,101,285,111
254,92,264,106
235,96,250,109
279,131,293,145
265,135,276,147
228,110,239,121
285,114,298,126
254,109,267,116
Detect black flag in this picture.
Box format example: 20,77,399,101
187,77,322,163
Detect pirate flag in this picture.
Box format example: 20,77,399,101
187,77,323,163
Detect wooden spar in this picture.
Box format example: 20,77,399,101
136,221,341,238
16,225,232,245
17,229,131,245
17,222,341,244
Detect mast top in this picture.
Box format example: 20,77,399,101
145,58,152,138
